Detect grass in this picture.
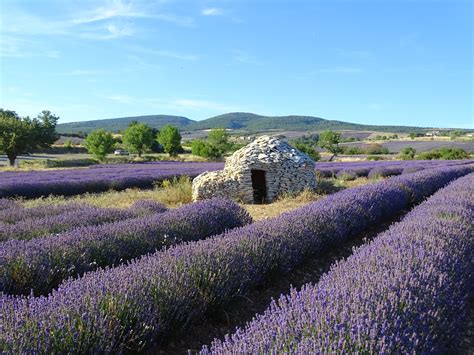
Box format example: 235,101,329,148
20,176,193,209
19,176,375,221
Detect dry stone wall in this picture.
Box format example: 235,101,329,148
192,135,317,203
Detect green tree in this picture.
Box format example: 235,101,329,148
449,130,462,140
84,129,115,162
122,122,154,157
319,130,342,161
0,109,59,166
63,139,73,151
293,142,320,161
191,139,220,158
207,128,231,154
399,146,416,160
157,125,182,156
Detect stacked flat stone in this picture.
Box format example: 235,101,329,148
192,135,317,203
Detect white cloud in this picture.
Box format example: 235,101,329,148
232,49,261,65
106,95,135,104
1,0,194,42
0,35,60,58
71,0,194,27
368,103,382,110
201,7,224,16
128,46,199,61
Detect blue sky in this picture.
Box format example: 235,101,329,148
0,0,472,128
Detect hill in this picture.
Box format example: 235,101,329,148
57,112,435,135
57,115,192,134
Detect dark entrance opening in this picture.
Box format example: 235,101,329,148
251,169,267,204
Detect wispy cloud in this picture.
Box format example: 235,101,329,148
128,46,199,61
106,95,135,104
0,35,60,58
201,7,224,16
79,23,136,40
1,0,194,42
368,103,383,110
232,49,261,65
72,1,194,27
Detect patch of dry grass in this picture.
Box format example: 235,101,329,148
20,176,376,222
21,176,193,209
243,188,326,221
243,177,375,221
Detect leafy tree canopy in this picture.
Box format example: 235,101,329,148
0,109,59,166
84,129,115,162
156,125,182,156
319,130,342,160
122,122,154,157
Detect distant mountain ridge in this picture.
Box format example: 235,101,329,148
57,112,434,135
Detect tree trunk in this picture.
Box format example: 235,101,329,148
328,154,335,162
7,154,16,166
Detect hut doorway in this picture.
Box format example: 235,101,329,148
251,169,267,203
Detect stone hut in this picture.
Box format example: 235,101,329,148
192,135,317,204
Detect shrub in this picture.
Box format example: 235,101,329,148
399,146,416,160
364,143,390,155
191,140,221,159
367,155,385,161
417,147,468,160
292,143,320,161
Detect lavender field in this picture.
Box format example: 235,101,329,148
0,163,473,353
1,159,473,199
0,161,223,198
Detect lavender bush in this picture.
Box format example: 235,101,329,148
0,200,168,242
317,159,472,178
0,206,136,242
130,200,168,215
0,203,88,224
0,166,470,352
0,198,251,296
0,162,224,198
202,173,473,354
0,199,19,211
367,166,403,178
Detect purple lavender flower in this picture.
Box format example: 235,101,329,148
202,173,473,354
0,162,224,198
0,166,470,353
0,198,252,296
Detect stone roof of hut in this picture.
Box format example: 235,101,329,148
226,135,315,168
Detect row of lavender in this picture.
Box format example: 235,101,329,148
0,198,252,296
318,159,473,179
203,173,474,353
0,162,224,198
1,160,472,199
0,165,470,352
0,200,167,242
